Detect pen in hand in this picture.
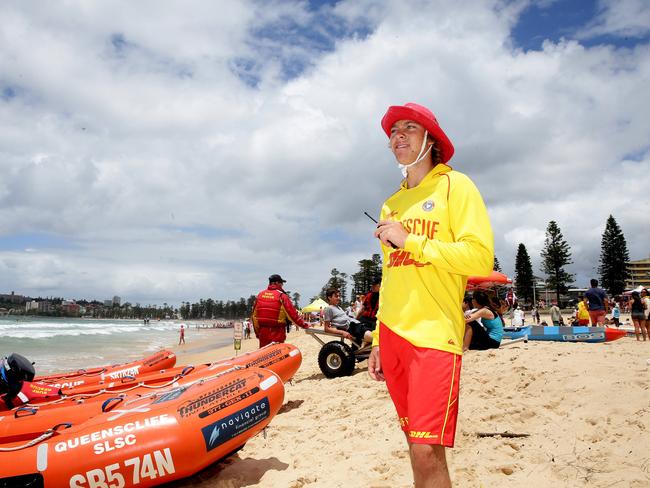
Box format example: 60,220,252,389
364,211,397,249
363,211,378,224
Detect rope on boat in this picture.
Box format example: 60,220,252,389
0,423,71,451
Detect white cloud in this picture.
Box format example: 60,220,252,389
0,0,648,306
577,0,650,39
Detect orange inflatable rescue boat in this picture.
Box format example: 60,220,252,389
35,350,177,390
0,366,284,487
0,343,302,444
54,342,300,398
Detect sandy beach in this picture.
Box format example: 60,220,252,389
166,320,649,487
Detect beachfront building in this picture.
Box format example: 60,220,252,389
113,295,121,306
626,254,650,289
566,288,588,304
0,291,25,304
61,300,81,317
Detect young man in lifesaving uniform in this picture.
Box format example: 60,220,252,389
368,103,494,487
251,274,309,348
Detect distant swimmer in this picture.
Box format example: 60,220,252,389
178,324,186,345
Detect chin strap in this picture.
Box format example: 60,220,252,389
397,130,431,178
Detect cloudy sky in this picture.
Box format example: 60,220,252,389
1,0,648,307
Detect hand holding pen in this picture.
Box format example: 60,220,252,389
365,211,407,249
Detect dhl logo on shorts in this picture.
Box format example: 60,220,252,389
408,431,438,439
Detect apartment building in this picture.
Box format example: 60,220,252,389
626,254,650,289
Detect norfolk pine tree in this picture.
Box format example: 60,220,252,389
320,268,348,303
540,221,575,305
493,256,502,272
351,254,382,300
514,244,534,305
598,215,630,296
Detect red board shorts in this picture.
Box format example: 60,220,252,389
379,323,462,447
588,310,606,326
258,326,287,348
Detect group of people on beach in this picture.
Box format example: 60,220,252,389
2,100,641,487
567,281,650,341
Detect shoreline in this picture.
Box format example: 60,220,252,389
171,327,258,363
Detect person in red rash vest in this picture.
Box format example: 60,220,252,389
251,274,309,348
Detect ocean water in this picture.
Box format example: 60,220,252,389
0,316,234,374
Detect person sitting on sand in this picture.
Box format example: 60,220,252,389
462,296,476,319
463,291,503,351
323,287,373,347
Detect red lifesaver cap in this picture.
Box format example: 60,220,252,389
381,103,454,164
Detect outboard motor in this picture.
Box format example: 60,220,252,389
0,353,35,394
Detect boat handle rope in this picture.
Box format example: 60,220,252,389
101,397,124,412
14,406,38,418
0,423,72,451
41,367,108,383
25,366,244,410
180,365,195,376
27,374,188,409
119,366,244,407
83,368,107,377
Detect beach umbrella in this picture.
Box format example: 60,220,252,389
466,271,512,291
301,298,328,313
623,285,645,295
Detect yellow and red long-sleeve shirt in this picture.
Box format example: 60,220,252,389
251,284,307,333
373,164,494,355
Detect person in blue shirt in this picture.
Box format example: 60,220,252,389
611,301,621,327
463,291,504,351
585,279,609,327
